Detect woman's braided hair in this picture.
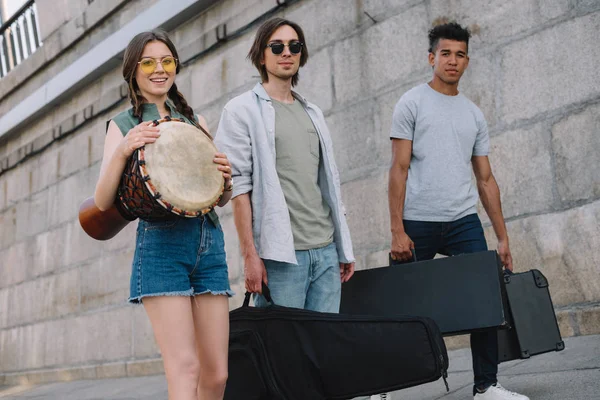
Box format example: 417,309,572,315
122,30,211,138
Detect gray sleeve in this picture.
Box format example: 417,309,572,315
473,112,490,156
390,97,416,141
214,107,253,198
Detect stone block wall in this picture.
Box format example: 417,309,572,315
0,0,599,384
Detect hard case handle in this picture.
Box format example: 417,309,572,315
389,248,417,266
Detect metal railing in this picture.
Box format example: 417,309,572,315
0,0,42,79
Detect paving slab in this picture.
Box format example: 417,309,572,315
0,335,598,399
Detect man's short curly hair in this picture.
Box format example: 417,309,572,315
428,22,471,53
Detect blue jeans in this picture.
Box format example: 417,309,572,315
254,242,341,312
402,214,498,393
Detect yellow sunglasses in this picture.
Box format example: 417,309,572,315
137,56,178,74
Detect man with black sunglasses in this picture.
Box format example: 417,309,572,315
387,23,528,400
215,18,355,312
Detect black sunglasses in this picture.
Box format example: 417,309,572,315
266,41,303,55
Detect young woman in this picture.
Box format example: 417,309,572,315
94,30,233,400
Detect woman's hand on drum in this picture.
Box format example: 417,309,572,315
214,152,233,207
120,122,161,159
213,152,232,182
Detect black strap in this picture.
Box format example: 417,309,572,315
242,293,251,307
262,282,273,303
196,122,212,138
242,282,274,307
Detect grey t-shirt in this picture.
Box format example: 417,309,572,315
390,83,490,222
272,99,334,250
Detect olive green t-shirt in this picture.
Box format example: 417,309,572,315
272,98,334,250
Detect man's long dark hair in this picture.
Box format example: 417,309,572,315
428,22,471,53
247,18,309,87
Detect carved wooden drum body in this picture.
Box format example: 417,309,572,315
118,118,224,220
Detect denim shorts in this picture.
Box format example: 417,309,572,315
129,216,234,303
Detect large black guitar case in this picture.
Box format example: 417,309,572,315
340,251,509,335
225,285,449,400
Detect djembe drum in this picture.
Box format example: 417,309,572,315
79,118,224,240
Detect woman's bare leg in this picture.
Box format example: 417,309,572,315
144,296,200,400
192,294,230,400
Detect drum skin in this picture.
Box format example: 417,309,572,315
144,121,224,213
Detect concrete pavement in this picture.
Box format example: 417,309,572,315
1,334,598,399
397,333,600,400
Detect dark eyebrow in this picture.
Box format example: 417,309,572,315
440,49,467,55
140,55,173,59
268,39,299,44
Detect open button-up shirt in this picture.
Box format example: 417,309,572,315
214,83,354,265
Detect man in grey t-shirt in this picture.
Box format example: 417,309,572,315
388,23,528,400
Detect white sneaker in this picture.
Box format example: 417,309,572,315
370,394,388,400
474,383,529,400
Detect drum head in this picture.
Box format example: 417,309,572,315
143,121,223,213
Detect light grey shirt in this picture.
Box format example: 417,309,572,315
214,83,354,265
390,83,490,222
272,99,334,250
